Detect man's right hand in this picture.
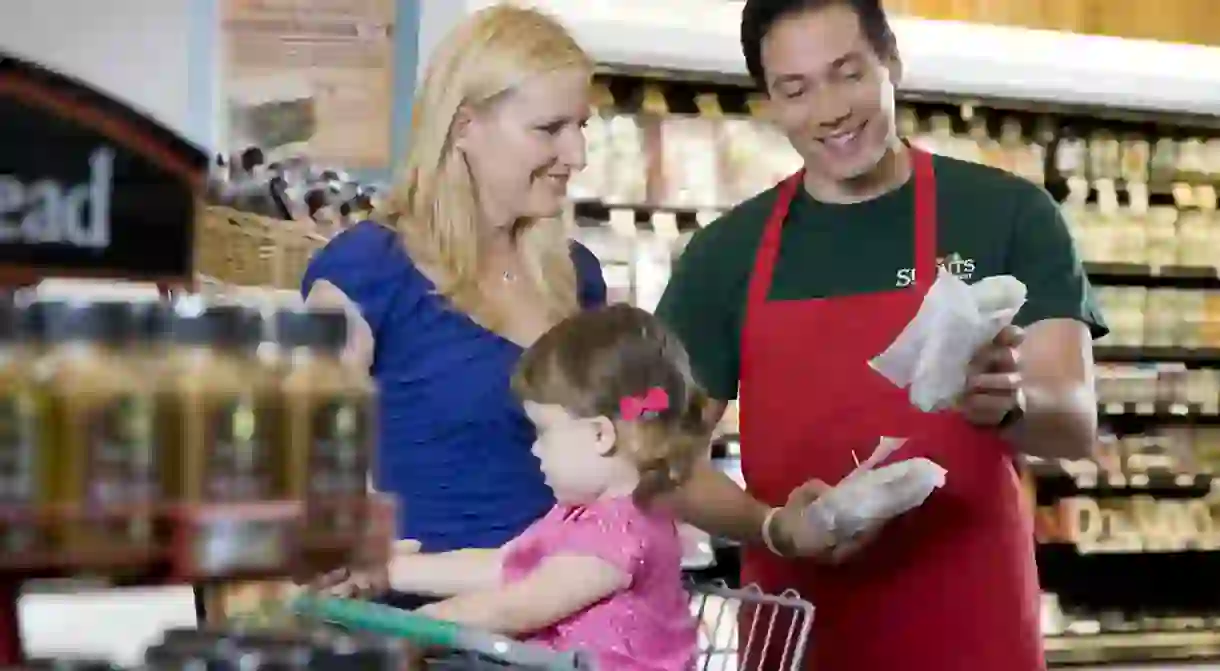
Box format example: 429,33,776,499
771,479,879,563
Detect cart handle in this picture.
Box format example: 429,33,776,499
291,594,463,648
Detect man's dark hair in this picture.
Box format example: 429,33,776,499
741,0,896,88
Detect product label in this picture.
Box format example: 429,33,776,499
308,400,371,532
206,399,271,501
87,395,155,540
0,394,36,504
0,393,38,553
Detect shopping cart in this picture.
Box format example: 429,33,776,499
284,578,813,670
689,580,813,671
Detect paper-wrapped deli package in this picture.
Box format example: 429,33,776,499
870,267,1027,412
805,438,946,544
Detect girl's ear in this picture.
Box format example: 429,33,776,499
590,416,618,456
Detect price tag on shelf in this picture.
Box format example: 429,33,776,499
1103,402,1125,415
608,208,638,238
1170,403,1190,415
1074,471,1098,489
1172,182,1196,208
1106,472,1126,487
1066,176,1089,206
1175,473,1196,487
1135,401,1155,415
1129,473,1150,487
650,211,679,240
1095,179,1119,214
1127,182,1149,215
1195,184,1217,210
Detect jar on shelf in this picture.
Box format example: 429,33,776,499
274,307,376,567
1143,206,1179,269
0,298,46,566
33,298,160,566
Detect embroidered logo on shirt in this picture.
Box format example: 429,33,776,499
895,252,977,287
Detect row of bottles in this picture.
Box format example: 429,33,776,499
572,79,1220,215
0,295,375,576
1095,287,1220,349
1097,364,1220,414
1066,189,1220,268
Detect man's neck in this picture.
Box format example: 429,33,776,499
803,141,912,204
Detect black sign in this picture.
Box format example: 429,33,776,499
0,52,206,284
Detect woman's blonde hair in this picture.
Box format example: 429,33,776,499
512,305,713,502
379,5,591,327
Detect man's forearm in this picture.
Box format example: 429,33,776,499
665,460,772,545
1004,382,1096,460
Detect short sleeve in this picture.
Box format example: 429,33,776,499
549,500,648,581
571,241,607,308
655,227,742,400
301,221,417,337
1004,186,1109,339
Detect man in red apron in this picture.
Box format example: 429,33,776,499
657,1,1107,669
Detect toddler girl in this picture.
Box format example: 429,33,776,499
386,304,707,670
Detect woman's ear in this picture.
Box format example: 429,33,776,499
590,416,618,456
452,105,476,152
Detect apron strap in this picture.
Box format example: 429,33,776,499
745,170,804,308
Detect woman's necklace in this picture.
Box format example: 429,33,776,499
502,269,516,283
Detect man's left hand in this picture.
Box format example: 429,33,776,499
960,325,1025,427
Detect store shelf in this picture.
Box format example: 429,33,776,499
461,0,1220,116
1099,403,1220,424
1085,264,1220,290
1046,630,1220,666
1029,462,1215,500
1095,347,1220,366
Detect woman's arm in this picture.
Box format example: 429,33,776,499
387,548,505,597
305,279,375,369
417,554,628,636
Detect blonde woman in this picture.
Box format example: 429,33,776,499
301,5,605,600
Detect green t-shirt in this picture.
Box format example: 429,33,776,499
655,154,1109,401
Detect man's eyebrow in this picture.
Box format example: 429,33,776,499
769,52,861,86
771,73,806,87
830,52,862,69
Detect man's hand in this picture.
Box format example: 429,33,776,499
960,325,1025,427
772,479,880,564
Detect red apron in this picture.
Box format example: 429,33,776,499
738,149,1044,671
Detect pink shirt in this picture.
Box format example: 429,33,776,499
502,496,696,671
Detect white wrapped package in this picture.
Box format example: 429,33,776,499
870,267,1027,412
805,438,946,544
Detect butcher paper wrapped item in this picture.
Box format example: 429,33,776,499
870,267,1027,412
805,438,946,545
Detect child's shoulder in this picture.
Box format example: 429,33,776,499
566,497,679,559
573,496,675,534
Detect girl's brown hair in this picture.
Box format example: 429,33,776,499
512,304,712,501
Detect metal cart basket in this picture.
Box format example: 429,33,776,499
292,579,813,670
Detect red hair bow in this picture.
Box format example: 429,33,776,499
620,387,670,421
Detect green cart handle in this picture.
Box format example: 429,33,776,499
290,595,592,670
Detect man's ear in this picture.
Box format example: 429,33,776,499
885,50,903,88
590,416,618,456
